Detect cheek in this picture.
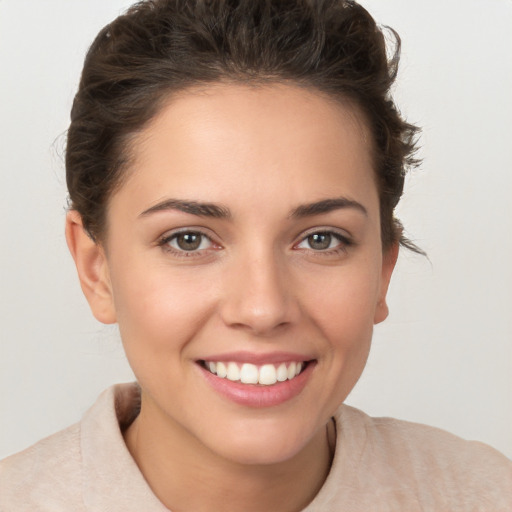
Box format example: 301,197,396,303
300,261,380,338
109,260,215,358
298,263,379,393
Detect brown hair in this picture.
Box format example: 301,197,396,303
66,0,421,252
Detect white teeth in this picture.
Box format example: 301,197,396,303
226,362,240,381
276,363,288,382
216,362,227,378
287,362,297,380
240,363,259,384
205,360,306,385
259,364,277,386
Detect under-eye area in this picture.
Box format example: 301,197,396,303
198,360,314,386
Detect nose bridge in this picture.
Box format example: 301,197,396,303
220,243,296,335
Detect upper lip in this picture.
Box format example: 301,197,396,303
198,351,314,365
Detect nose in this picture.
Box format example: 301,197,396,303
219,249,299,336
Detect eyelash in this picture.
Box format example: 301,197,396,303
157,228,353,258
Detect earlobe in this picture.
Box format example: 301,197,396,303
65,211,117,324
373,242,399,325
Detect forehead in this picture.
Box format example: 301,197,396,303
113,83,377,216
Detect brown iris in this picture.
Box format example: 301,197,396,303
307,233,332,250
176,232,203,251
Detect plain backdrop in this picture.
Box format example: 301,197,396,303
1,0,511,460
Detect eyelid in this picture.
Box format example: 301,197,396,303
158,225,217,241
294,226,353,244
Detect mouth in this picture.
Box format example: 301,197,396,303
199,360,310,386
196,352,316,407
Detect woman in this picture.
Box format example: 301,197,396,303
1,0,511,510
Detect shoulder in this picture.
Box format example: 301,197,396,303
332,405,512,510
0,422,85,511
0,385,130,511
0,383,153,512
342,405,512,470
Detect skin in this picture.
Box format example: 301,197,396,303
66,83,398,512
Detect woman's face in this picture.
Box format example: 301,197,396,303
91,83,396,465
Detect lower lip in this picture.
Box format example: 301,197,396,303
198,362,315,408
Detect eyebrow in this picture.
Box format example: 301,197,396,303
290,197,367,218
139,199,231,219
139,196,367,220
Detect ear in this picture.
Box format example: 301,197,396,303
373,242,399,325
65,210,117,324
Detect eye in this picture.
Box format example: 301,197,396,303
301,233,335,251
295,230,351,252
162,231,213,253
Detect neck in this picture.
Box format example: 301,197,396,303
124,393,334,512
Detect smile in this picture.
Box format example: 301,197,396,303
202,361,306,386
198,357,315,407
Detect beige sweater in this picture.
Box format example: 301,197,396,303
1,383,511,511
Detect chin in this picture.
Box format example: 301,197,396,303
214,440,306,467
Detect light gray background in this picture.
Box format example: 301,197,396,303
1,0,511,459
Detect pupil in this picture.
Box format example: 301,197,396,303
309,233,331,250
177,233,201,251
